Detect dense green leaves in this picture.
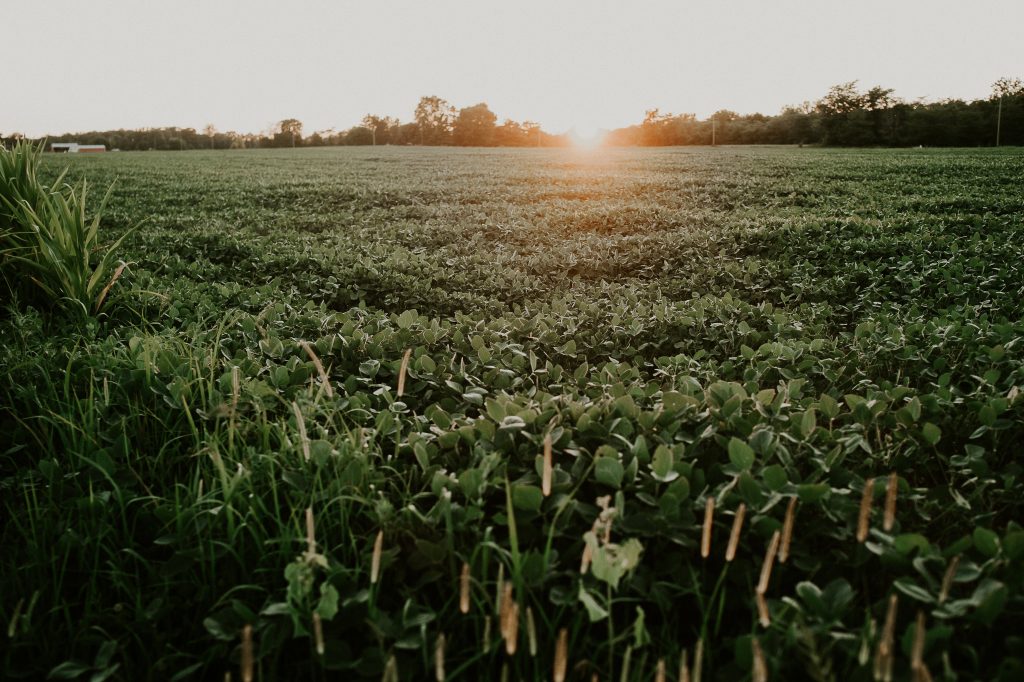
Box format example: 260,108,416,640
2,146,1023,681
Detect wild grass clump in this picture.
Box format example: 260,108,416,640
0,140,135,317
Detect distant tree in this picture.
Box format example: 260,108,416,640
816,82,871,144
817,82,863,115
522,121,543,147
453,103,498,146
710,110,739,144
493,119,522,146
361,115,399,145
273,119,303,147
711,110,739,121
991,77,1024,145
772,103,816,144
858,86,898,143
992,77,1024,99
390,122,420,145
639,109,672,145
414,96,455,145
0,131,25,147
343,126,374,146
494,119,539,147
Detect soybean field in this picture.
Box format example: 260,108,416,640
2,146,1023,681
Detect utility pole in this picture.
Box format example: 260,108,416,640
996,96,1002,147
712,118,716,146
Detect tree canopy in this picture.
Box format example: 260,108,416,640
10,78,1021,150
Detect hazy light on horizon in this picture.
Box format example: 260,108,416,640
5,0,1023,137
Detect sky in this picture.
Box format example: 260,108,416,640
5,0,1023,137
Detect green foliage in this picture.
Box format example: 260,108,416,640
0,140,65,282
0,140,135,317
1,147,1023,681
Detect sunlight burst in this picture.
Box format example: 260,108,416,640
568,125,605,148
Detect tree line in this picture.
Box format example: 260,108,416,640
3,79,1020,150
0,96,567,151
607,78,1024,147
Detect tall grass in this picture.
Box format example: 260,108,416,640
0,140,135,317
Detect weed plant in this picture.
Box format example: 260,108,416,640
0,141,134,317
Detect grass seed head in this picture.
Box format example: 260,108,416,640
301,340,333,398
874,594,898,682
526,606,537,657
553,628,569,682
240,624,253,682
939,555,960,604
435,632,446,681
701,497,715,559
305,506,316,555
502,596,519,656
779,497,797,563
757,530,781,595
883,473,898,532
231,365,240,408
459,562,471,614
397,348,412,397
495,562,505,614
312,612,324,655
725,503,746,562
370,530,384,584
94,260,128,313
292,401,310,462
499,582,513,628
542,433,553,497
857,477,876,543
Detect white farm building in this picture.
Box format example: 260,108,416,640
51,143,106,153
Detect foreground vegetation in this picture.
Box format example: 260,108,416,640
2,146,1023,681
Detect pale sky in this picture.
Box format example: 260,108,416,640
5,0,1023,137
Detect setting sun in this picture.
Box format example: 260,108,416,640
568,125,606,148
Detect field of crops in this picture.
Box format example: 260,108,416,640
2,146,1023,681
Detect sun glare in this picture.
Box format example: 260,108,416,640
569,125,605,148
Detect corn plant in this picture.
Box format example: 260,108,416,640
0,140,135,317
